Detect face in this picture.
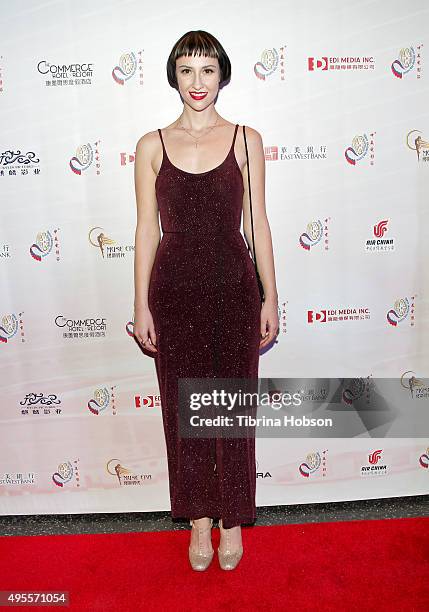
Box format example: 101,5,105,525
175,54,221,109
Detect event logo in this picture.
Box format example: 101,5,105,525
19,393,62,415
29,229,61,262
0,313,23,344
135,394,161,409
55,315,107,338
254,46,286,81
106,459,152,486
69,141,101,175
344,133,375,165
88,226,134,259
365,219,395,252
341,377,372,406
112,51,144,85
0,149,40,175
391,46,422,79
308,55,375,72
37,60,94,85
88,386,117,415
279,300,288,335
400,371,429,400
406,130,429,162
0,472,35,486
299,218,330,251
307,307,370,324
419,446,429,468
299,450,327,478
52,460,80,488
265,143,327,161
0,244,10,259
360,449,388,476
386,296,415,327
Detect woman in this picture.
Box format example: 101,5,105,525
133,30,279,571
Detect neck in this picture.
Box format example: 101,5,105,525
177,105,220,131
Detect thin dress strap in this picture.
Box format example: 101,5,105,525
231,123,239,150
158,128,166,152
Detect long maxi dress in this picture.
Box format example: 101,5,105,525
147,123,261,528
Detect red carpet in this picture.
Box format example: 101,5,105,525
0,516,428,611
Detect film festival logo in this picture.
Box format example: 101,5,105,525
0,312,26,344
344,132,376,165
400,371,429,400
391,45,423,79
307,306,371,324
0,148,40,177
407,130,429,162
253,46,286,81
112,50,144,86
88,226,134,259
364,219,395,253
360,449,388,477
419,446,429,469
308,55,375,72
19,392,62,416
29,228,61,262
54,315,107,340
106,459,152,486
52,460,80,488
341,377,372,407
87,386,117,416
386,296,415,327
299,450,327,478
299,218,330,251
69,141,101,175
37,60,94,86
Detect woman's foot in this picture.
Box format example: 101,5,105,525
218,518,244,570
188,517,214,571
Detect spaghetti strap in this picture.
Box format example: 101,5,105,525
158,128,165,151
231,123,239,149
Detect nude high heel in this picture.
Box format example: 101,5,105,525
188,518,214,571
218,518,244,570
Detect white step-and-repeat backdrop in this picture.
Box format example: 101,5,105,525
1,0,428,515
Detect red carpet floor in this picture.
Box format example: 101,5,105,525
0,516,428,611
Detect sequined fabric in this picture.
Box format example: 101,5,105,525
147,123,261,529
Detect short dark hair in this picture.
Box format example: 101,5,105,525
166,30,231,90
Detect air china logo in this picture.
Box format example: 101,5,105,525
37,60,94,85
112,51,144,85
52,459,80,488
299,219,330,251
264,144,327,161
345,133,375,165
386,296,415,327
0,313,25,344
29,229,61,261
0,149,40,176
69,141,101,175
88,226,134,259
135,394,161,409
400,371,429,400
55,315,107,338
299,450,327,478
308,56,375,71
106,459,152,486
88,386,117,415
308,307,370,324
391,45,422,79
419,447,429,468
255,460,272,479
365,219,395,252
254,47,286,81
361,449,388,476
407,130,429,162
20,393,62,415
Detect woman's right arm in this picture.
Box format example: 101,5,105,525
133,131,161,352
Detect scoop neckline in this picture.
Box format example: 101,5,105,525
157,124,238,177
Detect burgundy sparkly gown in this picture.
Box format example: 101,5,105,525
147,123,261,528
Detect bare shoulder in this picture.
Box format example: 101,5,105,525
135,129,160,155
242,125,263,146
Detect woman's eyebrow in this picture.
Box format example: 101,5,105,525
177,64,217,68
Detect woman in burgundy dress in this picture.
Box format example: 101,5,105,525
133,30,279,571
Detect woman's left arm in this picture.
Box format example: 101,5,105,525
241,126,279,349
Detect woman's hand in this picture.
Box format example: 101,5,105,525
133,305,158,353
259,297,279,349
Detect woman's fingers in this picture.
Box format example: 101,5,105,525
259,319,279,348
